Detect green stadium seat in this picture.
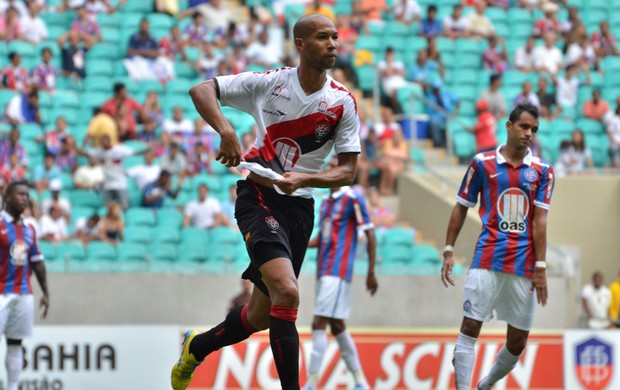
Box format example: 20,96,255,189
356,65,377,92
39,241,56,262
174,62,198,79
453,131,476,159
176,242,207,263
157,208,183,229
208,226,242,246
153,226,180,244
81,91,109,109
97,13,120,28
383,227,415,247
87,242,116,261
19,123,43,141
455,39,482,55
124,226,153,244
147,13,174,31
68,190,101,208
384,21,409,36
193,174,221,193
52,90,80,109
123,1,153,13
205,244,239,263
86,59,114,77
0,90,18,110
181,227,208,245
117,243,147,262
126,208,156,227
397,85,424,116
381,246,413,263
149,243,177,262
283,3,305,23
166,78,195,96
576,118,604,134
163,192,188,208
411,245,441,264
88,43,121,60
551,119,577,134
56,241,86,262
355,35,381,51
8,41,36,59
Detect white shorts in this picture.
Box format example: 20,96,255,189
0,294,34,340
463,269,536,331
313,276,352,320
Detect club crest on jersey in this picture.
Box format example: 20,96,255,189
10,240,28,266
265,216,279,230
315,123,330,140
497,188,529,233
524,168,538,182
575,337,613,390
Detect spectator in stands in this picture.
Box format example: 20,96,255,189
245,30,280,69
142,169,182,209
66,5,101,49
356,127,378,190
482,36,508,74
582,271,612,329
183,183,224,230
366,186,397,229
185,118,214,154
34,152,62,192
154,131,172,158
74,213,100,244
373,106,402,143
561,6,582,38
127,149,161,191
102,83,144,141
514,37,537,73
566,29,597,69
123,18,161,81
388,0,421,25
376,128,408,195
226,42,249,74
610,270,620,327
31,48,59,92
22,202,40,237
182,11,208,47
350,1,368,33
592,21,619,58
303,0,335,23
73,155,104,189
55,137,78,173
603,105,620,167
443,4,469,39
478,74,506,120
377,47,407,111
469,99,498,153
1,52,29,92
41,178,71,222
195,41,221,80
143,91,164,130
0,152,26,183
84,134,140,210
583,89,609,121
555,130,594,175
163,106,193,142
518,0,541,11
240,131,255,155
0,127,27,167
467,1,494,39
98,201,124,245
420,5,442,38
20,1,47,44
359,0,387,23
213,21,246,50
38,116,69,155
534,32,563,75
159,25,188,63
533,2,560,38
536,77,558,119
3,87,40,125
553,63,590,109
155,0,179,15
160,141,187,176
0,6,24,42
186,142,212,176
58,30,87,79
512,81,540,109
335,14,358,74
40,204,68,242
189,0,232,31
425,78,459,148
83,107,118,148
67,0,126,16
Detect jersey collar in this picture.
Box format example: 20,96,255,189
1,210,20,223
330,186,350,199
495,144,533,166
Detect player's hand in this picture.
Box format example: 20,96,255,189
216,130,242,168
366,273,378,296
441,253,455,288
39,295,49,319
274,172,308,195
531,267,548,307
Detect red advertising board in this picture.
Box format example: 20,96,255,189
187,330,563,389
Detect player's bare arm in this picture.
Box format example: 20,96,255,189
365,229,378,296
275,153,358,194
189,80,242,168
531,206,548,307
31,261,49,319
441,203,469,288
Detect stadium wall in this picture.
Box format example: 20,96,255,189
398,172,620,291
35,273,567,328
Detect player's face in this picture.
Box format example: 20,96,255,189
298,21,339,70
506,111,539,150
7,185,29,214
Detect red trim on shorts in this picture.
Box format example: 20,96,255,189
252,182,271,212
270,305,298,323
241,304,259,333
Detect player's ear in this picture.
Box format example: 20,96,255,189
294,37,304,51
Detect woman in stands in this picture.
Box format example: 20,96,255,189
98,201,124,245
376,127,408,195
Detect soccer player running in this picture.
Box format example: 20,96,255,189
0,181,50,390
440,103,554,390
303,158,378,390
171,14,361,390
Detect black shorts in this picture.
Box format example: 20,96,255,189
235,179,315,296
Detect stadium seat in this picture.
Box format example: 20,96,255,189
86,59,114,77
88,43,121,60
176,242,207,263
52,90,80,109
39,241,56,262
205,244,239,263
384,21,409,36
126,208,156,227
157,208,183,229
397,84,424,116
383,228,416,248
124,226,153,245
356,65,377,92
87,242,117,261
381,246,413,263
208,227,242,246
192,174,221,193
181,227,208,245
68,190,101,209
147,13,174,31
153,226,181,244
355,35,381,52
148,243,177,262
576,118,604,134
117,243,147,262
411,245,441,264
56,242,86,262
452,132,477,159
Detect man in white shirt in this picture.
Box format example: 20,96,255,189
183,183,224,230
582,271,612,329
126,149,161,190
20,1,47,44
40,179,71,223
443,4,469,39
377,47,407,108
245,30,281,68
163,106,194,141
40,204,68,242
604,105,620,167
554,63,590,108
391,0,421,25
515,36,537,72
534,32,563,75
74,155,105,190
160,142,187,176
467,1,495,39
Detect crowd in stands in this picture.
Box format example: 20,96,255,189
581,270,620,329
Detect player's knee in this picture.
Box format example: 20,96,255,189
460,318,482,338
245,305,270,331
270,280,299,307
330,320,346,336
506,336,527,355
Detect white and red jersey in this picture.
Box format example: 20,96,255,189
215,67,361,198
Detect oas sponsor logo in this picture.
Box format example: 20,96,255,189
575,337,613,390
497,187,529,233
265,216,279,230
524,168,538,182
10,240,28,266
314,123,331,140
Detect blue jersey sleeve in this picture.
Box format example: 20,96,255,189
457,157,484,207
28,225,43,262
353,195,373,231
534,165,554,210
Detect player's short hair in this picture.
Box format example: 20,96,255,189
509,103,539,123
5,180,29,197
113,83,125,94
